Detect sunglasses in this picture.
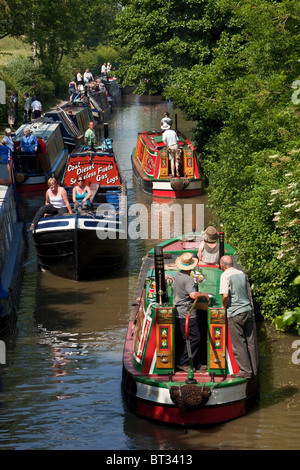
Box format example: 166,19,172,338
78,179,84,182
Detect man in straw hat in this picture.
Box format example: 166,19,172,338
198,226,220,265
173,252,210,372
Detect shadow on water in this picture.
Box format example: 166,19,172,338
256,321,299,408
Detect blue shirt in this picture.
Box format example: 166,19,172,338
20,134,38,153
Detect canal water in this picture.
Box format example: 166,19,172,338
0,95,299,451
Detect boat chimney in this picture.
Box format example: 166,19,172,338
154,246,167,305
219,229,225,267
104,123,109,139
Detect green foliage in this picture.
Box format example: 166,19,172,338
1,56,54,104
114,0,300,331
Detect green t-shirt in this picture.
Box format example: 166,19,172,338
219,267,252,317
84,128,95,146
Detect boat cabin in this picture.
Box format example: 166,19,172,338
135,130,200,180
12,121,69,191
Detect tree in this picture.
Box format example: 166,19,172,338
0,0,121,77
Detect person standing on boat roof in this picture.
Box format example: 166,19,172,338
198,226,220,265
84,121,96,148
72,176,92,211
160,112,173,128
29,177,72,232
173,252,210,373
219,255,258,379
161,122,182,177
20,127,38,174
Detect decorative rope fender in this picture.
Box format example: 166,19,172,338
170,384,211,411
170,178,190,191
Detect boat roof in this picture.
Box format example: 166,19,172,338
138,130,196,152
13,121,62,140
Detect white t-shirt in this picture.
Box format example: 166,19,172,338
162,129,178,147
32,100,42,111
2,136,14,153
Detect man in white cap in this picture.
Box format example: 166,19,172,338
161,122,182,177
160,111,173,128
173,252,209,372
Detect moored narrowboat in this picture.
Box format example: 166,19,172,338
31,136,127,281
60,100,94,136
0,147,26,337
122,233,259,426
12,121,69,192
131,130,203,198
44,106,84,150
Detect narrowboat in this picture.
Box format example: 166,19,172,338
71,86,111,124
60,100,94,137
12,121,69,192
122,233,259,426
31,136,127,281
44,106,84,150
131,130,203,198
0,147,26,337
104,78,122,107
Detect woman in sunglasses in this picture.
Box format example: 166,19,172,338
29,177,72,232
72,176,92,211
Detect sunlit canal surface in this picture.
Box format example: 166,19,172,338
0,94,299,450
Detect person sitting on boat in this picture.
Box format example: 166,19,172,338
173,252,210,373
160,112,173,128
72,176,92,211
219,255,258,379
29,177,72,232
20,127,38,174
161,122,182,177
84,122,96,148
198,226,220,265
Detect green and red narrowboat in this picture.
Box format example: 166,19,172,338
122,233,259,426
131,130,203,198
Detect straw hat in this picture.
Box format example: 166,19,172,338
176,252,198,271
204,226,219,243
